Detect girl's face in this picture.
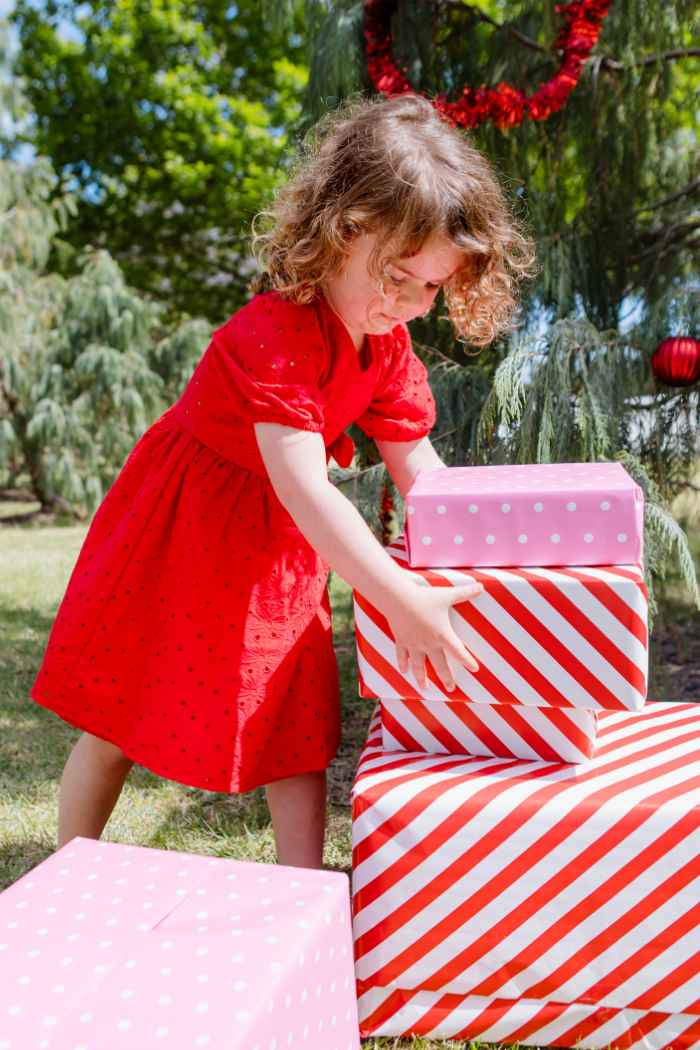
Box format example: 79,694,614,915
323,233,463,350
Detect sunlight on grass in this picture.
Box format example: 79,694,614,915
0,525,90,614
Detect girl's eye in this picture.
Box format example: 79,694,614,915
388,274,405,285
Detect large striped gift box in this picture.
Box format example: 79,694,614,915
380,696,598,764
352,701,700,1049
355,537,648,712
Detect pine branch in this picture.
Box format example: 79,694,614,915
626,220,700,265
601,46,700,71
450,3,547,54
413,341,459,365
631,176,700,217
438,6,700,69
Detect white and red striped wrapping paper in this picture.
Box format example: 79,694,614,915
355,537,648,712
351,701,700,1049
380,697,599,764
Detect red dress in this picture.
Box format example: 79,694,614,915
32,291,435,792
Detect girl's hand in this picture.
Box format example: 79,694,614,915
255,424,482,691
388,582,482,693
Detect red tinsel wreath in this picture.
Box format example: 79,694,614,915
365,0,611,130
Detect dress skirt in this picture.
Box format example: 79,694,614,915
32,409,341,792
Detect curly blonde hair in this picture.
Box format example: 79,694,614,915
252,95,535,346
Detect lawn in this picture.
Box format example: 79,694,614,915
0,525,378,881
0,523,491,1050
2,519,698,1050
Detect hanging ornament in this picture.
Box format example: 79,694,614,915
651,336,700,387
364,0,611,130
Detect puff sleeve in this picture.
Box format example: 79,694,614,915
356,324,436,441
210,294,330,433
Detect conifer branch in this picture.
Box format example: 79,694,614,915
413,341,459,365
630,176,700,217
439,5,700,69
451,3,547,53
626,220,700,265
601,46,700,71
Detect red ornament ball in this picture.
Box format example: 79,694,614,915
652,336,700,387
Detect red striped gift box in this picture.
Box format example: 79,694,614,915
352,702,700,1049
380,697,598,764
355,537,648,712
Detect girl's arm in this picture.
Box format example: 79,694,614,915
255,422,481,692
375,435,443,498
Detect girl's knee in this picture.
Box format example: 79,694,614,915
79,732,134,773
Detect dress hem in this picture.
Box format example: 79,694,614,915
32,689,338,795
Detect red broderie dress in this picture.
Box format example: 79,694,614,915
32,291,436,792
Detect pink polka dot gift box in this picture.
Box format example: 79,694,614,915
0,838,359,1050
404,462,644,568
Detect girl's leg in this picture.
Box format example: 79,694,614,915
265,769,327,869
58,732,135,848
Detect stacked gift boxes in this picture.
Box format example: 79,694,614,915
354,462,649,764
346,463,700,1050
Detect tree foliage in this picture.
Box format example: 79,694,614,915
299,0,700,332
477,301,700,614
0,155,210,512
303,0,700,614
12,0,308,320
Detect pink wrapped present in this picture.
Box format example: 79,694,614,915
355,537,648,712
405,462,644,568
352,701,700,1049
0,839,359,1050
379,696,598,764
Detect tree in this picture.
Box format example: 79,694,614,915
0,154,209,514
303,0,700,331
303,0,700,615
12,0,308,321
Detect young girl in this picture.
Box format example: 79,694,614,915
33,95,531,869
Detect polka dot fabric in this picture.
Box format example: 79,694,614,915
31,291,435,792
405,463,644,569
0,838,360,1050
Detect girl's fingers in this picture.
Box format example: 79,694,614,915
396,643,410,674
441,584,482,672
408,648,430,690
443,636,479,674
390,582,483,690
445,582,483,607
426,648,455,693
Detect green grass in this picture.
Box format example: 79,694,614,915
1,525,500,1049
0,526,378,881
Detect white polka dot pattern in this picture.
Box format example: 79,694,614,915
0,840,360,1050
405,463,644,568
